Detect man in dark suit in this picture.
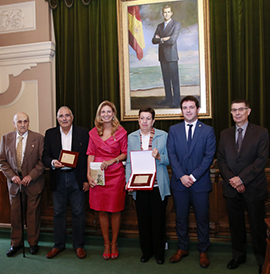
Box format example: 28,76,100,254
152,4,181,108
42,106,89,259
217,99,268,274
0,112,45,257
167,96,216,268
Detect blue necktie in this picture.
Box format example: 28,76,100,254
187,124,193,150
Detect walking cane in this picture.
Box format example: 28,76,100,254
19,184,25,257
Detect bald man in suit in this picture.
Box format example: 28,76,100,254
0,112,45,257
218,99,269,274
152,4,181,108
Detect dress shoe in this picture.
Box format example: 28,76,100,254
199,252,210,268
140,254,153,263
227,256,246,269
30,245,39,255
46,247,65,259
75,247,86,259
6,246,23,257
156,257,165,265
169,249,188,263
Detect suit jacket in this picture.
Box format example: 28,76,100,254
167,121,216,193
125,128,170,201
42,125,89,191
0,130,45,197
152,19,181,62
217,123,269,201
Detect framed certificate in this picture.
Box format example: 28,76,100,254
126,150,156,191
59,150,79,168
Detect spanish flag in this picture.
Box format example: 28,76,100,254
128,6,145,60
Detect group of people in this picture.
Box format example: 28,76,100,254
0,96,268,274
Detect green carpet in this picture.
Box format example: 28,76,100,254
0,229,259,274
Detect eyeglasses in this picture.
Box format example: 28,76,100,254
231,107,248,113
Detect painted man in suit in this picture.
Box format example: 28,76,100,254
0,112,45,257
217,99,268,274
167,96,216,268
152,4,181,108
42,106,89,259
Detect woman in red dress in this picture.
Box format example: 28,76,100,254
87,101,127,260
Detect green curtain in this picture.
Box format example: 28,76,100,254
52,0,270,149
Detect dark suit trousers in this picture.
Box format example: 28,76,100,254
53,170,85,249
10,189,42,247
226,194,266,265
160,61,180,105
172,188,210,252
135,187,168,260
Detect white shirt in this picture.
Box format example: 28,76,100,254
140,131,150,151
184,120,198,182
16,131,28,163
184,120,198,141
60,125,72,151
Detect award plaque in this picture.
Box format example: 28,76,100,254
59,150,79,168
126,150,156,191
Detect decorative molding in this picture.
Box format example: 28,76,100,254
0,41,55,94
46,0,91,9
0,1,36,34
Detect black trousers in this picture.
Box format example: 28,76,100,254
226,194,266,265
135,187,168,260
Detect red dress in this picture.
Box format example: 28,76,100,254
87,126,127,212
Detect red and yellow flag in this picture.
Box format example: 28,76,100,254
128,6,145,60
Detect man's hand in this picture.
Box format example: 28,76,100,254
229,176,242,189
21,175,32,186
11,175,22,185
180,175,194,188
53,159,65,169
83,182,89,192
236,184,245,193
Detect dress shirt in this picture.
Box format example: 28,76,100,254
60,125,72,151
235,122,248,142
51,125,73,168
16,131,28,164
184,120,198,183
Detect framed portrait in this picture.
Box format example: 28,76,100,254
117,0,211,120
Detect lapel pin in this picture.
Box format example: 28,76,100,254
199,125,201,127
32,145,34,147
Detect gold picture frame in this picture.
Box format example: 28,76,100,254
117,0,211,120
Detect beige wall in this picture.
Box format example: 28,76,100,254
0,0,56,138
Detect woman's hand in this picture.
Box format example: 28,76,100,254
152,148,161,161
88,175,97,188
100,159,115,170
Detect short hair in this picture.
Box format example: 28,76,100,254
138,107,155,120
95,100,120,136
13,112,29,123
162,4,172,12
180,96,200,109
231,98,250,108
57,106,74,119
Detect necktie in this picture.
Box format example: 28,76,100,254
187,124,193,150
236,128,243,153
16,136,24,172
